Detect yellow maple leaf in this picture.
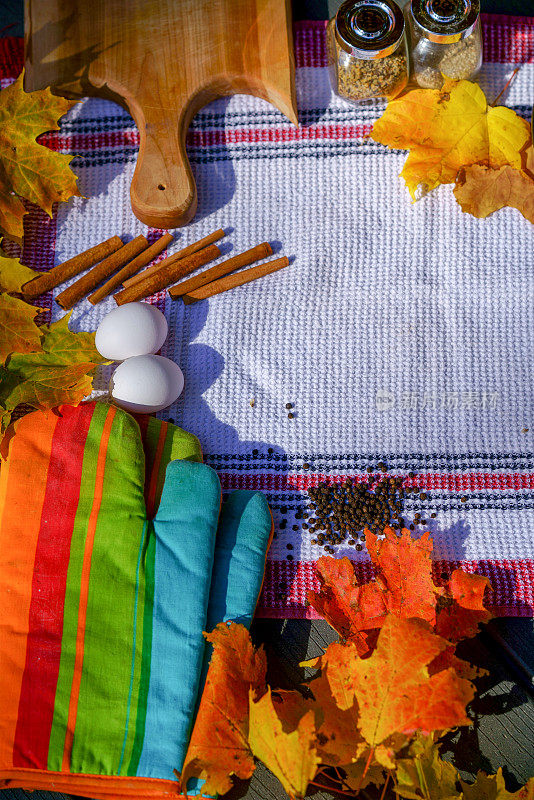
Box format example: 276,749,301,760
0,293,42,363
0,72,81,242
0,313,104,435
371,78,531,199
0,250,38,293
395,734,460,800
248,687,320,800
461,769,534,800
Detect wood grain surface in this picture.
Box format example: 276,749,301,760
24,0,297,228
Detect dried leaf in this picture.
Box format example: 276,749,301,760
343,756,387,793
272,689,314,732
0,251,38,293
461,769,534,800
179,622,266,796
428,644,487,682
454,161,534,222
436,570,493,642
0,173,26,242
0,293,41,362
248,687,320,800
0,72,80,242
351,615,475,746
371,79,530,200
0,313,103,433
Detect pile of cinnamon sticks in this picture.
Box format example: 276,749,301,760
21,229,289,309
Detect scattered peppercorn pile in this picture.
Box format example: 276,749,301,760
303,465,436,554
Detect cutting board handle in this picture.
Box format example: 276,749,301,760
129,99,197,228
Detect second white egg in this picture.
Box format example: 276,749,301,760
95,302,168,360
110,355,184,413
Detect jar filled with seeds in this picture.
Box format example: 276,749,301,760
408,0,482,89
326,0,409,104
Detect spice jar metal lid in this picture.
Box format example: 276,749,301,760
334,0,405,60
410,0,480,44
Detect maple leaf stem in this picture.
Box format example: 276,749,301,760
334,766,346,783
361,748,374,783
379,772,391,800
491,66,521,107
308,779,359,798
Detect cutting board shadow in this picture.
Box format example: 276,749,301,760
24,0,298,228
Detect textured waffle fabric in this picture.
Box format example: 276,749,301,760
1,15,533,617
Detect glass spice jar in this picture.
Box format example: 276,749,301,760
408,0,483,89
326,0,409,104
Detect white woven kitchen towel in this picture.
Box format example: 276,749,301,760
7,15,534,616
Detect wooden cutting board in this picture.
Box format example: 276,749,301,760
24,0,297,228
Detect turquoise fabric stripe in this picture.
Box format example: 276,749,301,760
206,491,273,630
137,461,220,779
186,490,273,797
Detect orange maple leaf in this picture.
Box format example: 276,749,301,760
308,527,442,651
366,526,441,625
179,622,267,796
353,615,475,746
436,569,493,642
307,556,385,653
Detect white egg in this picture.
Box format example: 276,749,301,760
110,355,184,413
95,302,168,360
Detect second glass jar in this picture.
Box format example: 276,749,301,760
408,0,483,89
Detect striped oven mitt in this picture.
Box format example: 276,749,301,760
0,401,272,800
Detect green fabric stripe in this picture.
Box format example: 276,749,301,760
145,417,202,516
47,403,110,772
70,409,147,775
127,532,155,776
117,519,148,774
167,424,202,464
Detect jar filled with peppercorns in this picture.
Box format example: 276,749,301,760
326,0,409,104
408,0,483,89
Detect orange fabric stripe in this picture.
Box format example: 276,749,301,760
0,767,193,799
61,406,116,771
146,422,167,519
0,412,58,767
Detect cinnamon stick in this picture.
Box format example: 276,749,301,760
114,244,222,306
122,228,225,289
169,242,273,300
89,232,173,305
182,256,290,305
56,235,148,310
22,235,123,300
